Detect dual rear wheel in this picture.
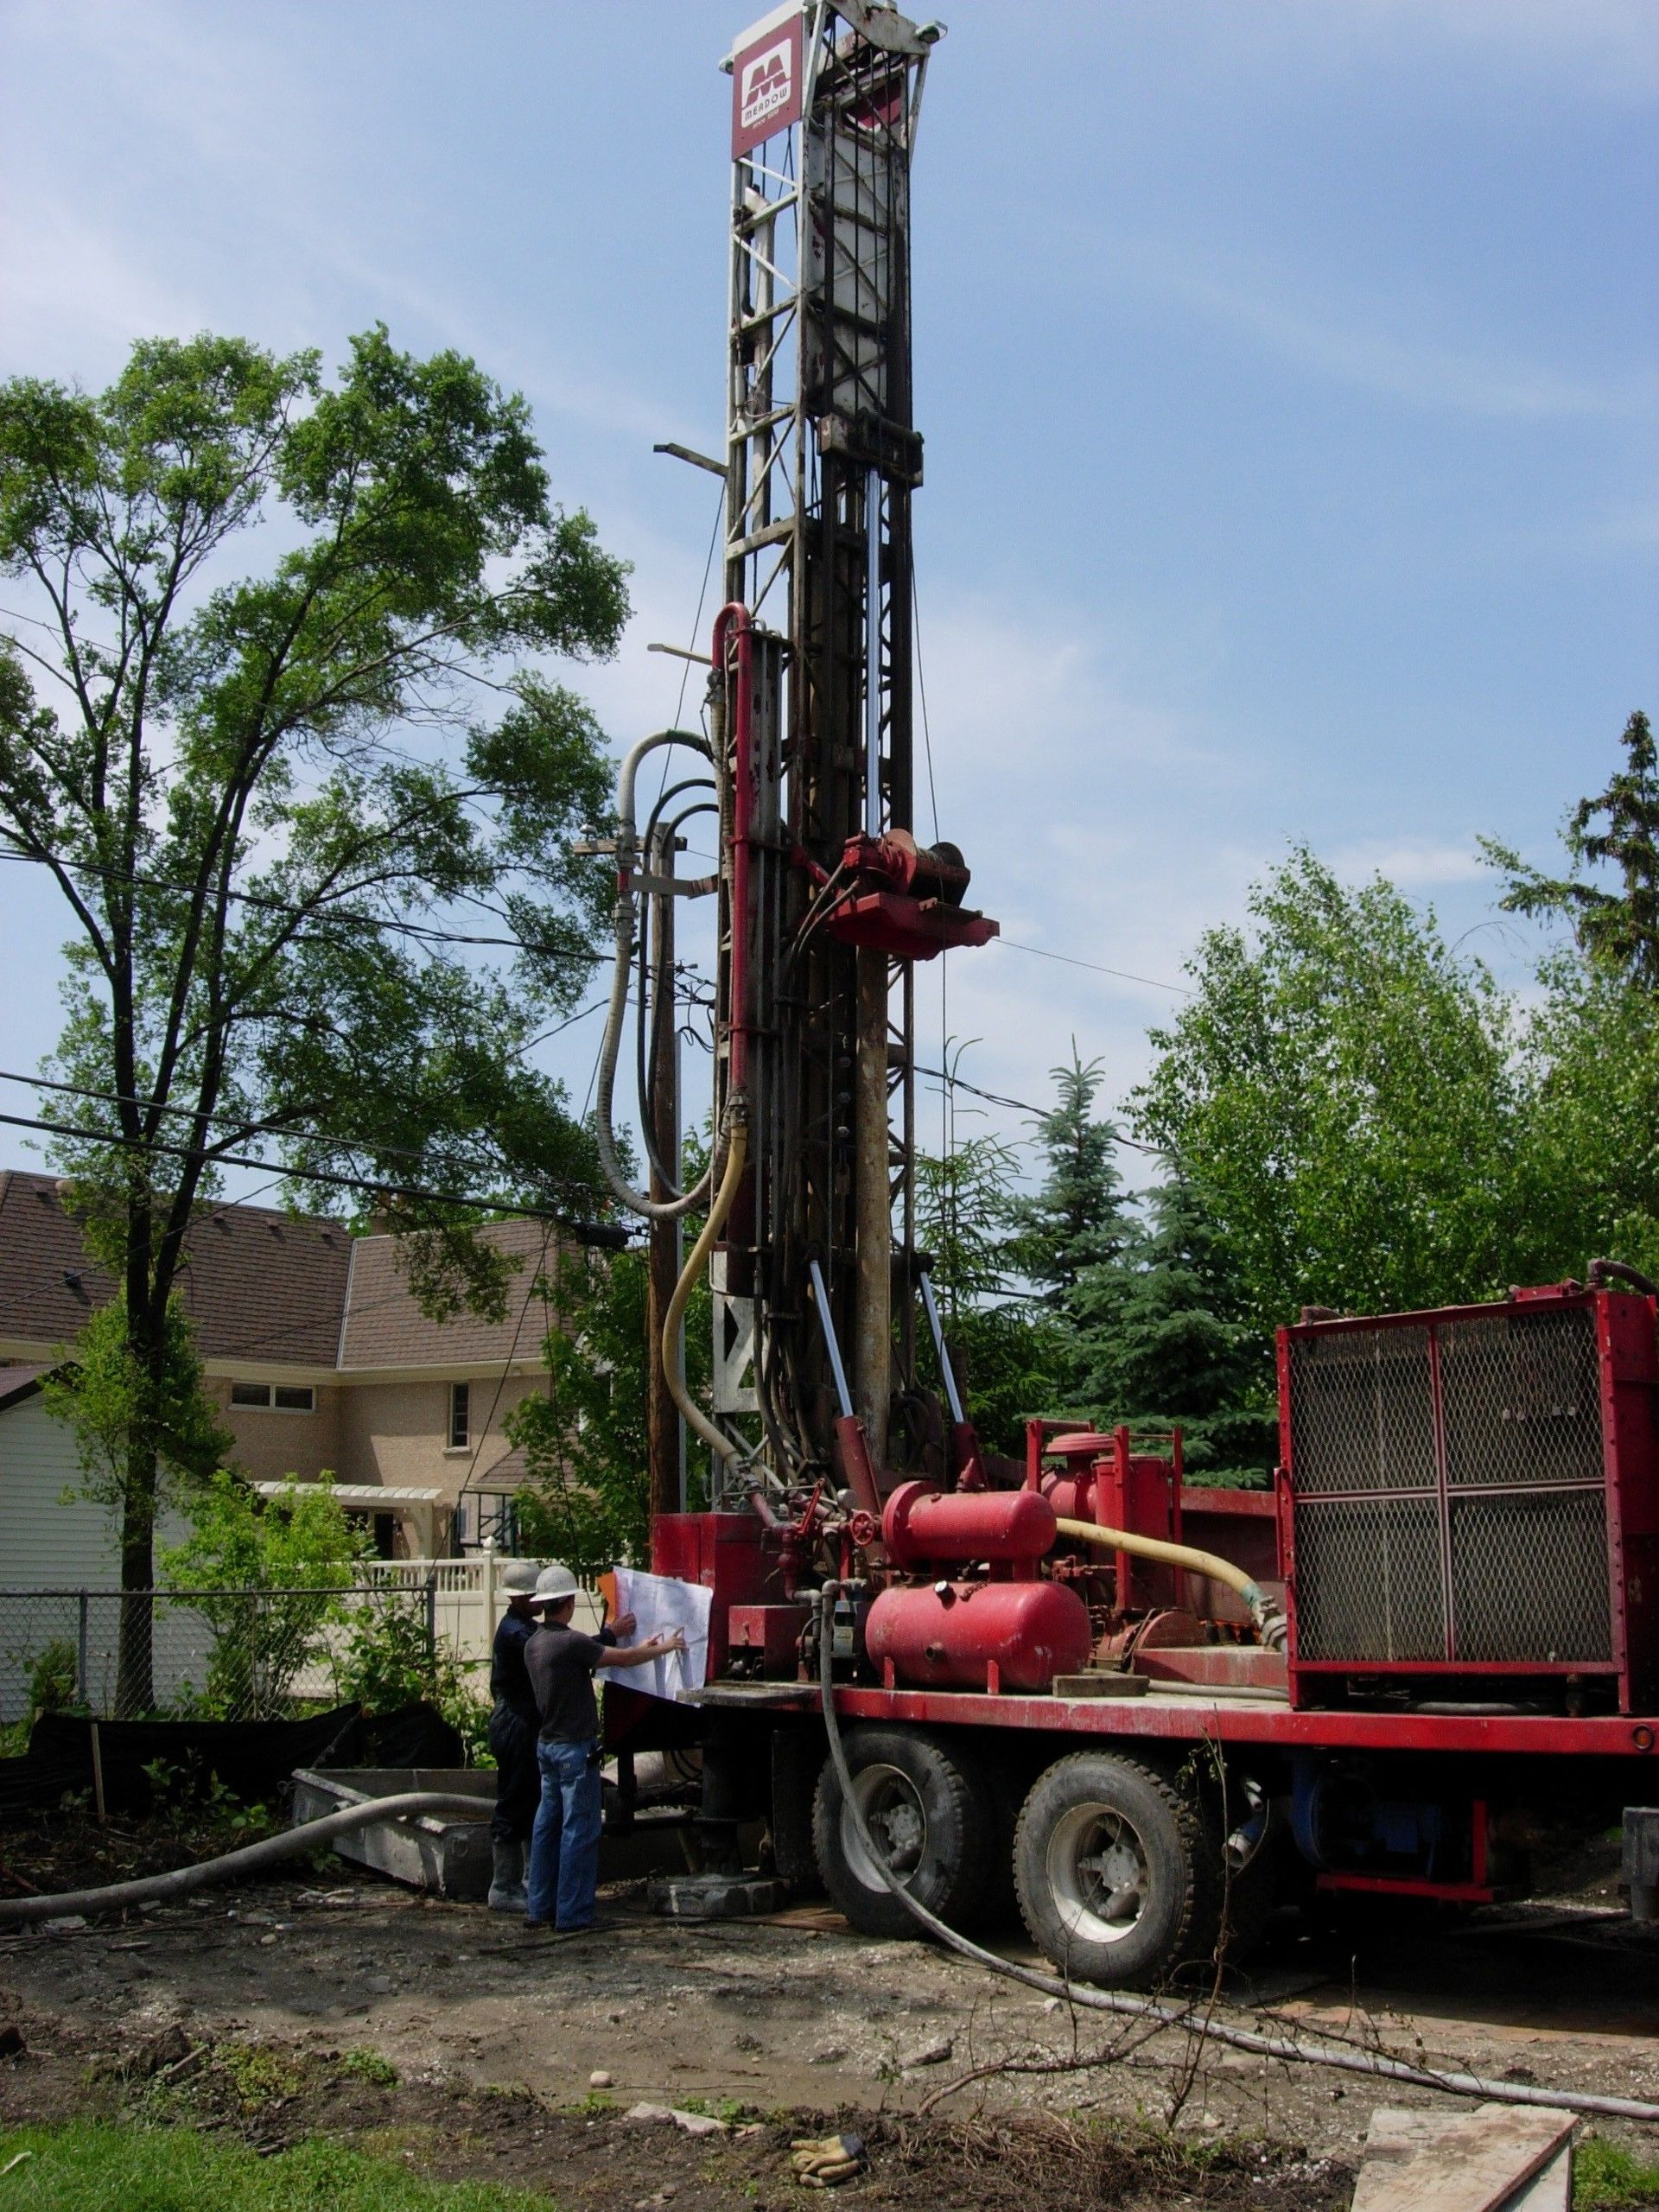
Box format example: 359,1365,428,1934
813,1729,1272,1987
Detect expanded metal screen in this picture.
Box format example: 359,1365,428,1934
1287,1304,1612,1667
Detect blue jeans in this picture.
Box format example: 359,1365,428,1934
526,1737,603,1929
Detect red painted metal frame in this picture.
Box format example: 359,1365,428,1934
1313,1798,1493,1903
1276,1286,1659,1713
709,1678,1659,1758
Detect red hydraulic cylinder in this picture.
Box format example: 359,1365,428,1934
866,1579,1092,1694
882,1479,1057,1566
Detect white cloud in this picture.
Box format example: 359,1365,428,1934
1329,837,1487,889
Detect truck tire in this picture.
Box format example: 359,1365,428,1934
813,1726,995,1939
1014,1751,1223,1990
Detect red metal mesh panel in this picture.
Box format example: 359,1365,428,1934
1294,1496,1444,1661
1449,1489,1611,1662
1287,1324,1436,1496
1440,1306,1604,1489
1288,1304,1613,1671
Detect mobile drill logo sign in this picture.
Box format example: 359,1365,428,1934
732,8,804,158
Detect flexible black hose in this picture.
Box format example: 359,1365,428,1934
813,1585,1659,2125
1589,1257,1659,1299
0,1791,489,1927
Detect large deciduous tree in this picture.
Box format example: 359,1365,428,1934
1131,849,1522,1331
0,329,629,1710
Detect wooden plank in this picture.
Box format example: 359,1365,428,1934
1352,2103,1575,2212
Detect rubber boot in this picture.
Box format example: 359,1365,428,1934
488,1839,527,1913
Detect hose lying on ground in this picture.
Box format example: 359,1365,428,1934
814,1582,1659,2126
0,1792,488,1928
1052,1517,1287,1650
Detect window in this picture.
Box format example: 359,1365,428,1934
448,1380,470,1450
230,1382,315,1412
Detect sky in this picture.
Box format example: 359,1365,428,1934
1,0,1656,1200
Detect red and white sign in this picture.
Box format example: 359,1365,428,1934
731,4,804,159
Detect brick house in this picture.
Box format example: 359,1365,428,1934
0,1169,562,1568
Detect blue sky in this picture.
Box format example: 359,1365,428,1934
1,0,1655,1194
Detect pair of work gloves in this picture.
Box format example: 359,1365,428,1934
790,2132,865,2188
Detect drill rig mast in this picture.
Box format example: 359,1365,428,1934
601,0,995,1535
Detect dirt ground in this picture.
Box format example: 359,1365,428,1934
1,1821,1657,2209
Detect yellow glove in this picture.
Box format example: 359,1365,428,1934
790,2133,865,2187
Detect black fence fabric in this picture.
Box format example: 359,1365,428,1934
0,1701,465,1825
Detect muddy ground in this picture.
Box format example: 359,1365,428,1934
0,1816,1656,2208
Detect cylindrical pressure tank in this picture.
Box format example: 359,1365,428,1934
865,1578,1092,1694
1040,1470,1096,1523
882,1479,1056,1566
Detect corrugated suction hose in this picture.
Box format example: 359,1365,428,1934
0,1791,488,1927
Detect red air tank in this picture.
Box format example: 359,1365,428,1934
866,1579,1092,1694
882,1479,1056,1566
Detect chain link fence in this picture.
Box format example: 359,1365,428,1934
0,1580,473,1726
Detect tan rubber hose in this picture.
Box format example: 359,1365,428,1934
1052,1516,1286,1649
662,1109,748,1464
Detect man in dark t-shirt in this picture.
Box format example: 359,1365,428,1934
523,1563,684,1932
485,1560,543,1911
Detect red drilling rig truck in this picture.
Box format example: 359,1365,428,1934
591,0,1659,1987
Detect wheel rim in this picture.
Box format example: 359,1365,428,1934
1046,1801,1151,1945
842,1762,928,1892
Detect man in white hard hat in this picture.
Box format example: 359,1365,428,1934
523,1563,685,1933
485,1560,543,1912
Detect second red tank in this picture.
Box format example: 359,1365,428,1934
866,1578,1092,1694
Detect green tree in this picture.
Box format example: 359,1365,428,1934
1132,849,1522,1331
161,1469,360,1718
1004,1046,1135,1318
0,328,629,1708
1084,1178,1277,1485
1483,710,1659,988
509,1243,713,1580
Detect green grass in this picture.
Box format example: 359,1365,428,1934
0,2125,551,2210
1577,2135,1659,2210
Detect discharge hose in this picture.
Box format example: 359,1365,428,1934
1052,1517,1287,1649
0,1792,489,1928
813,1583,1659,2126
595,727,715,1223
662,1103,749,1466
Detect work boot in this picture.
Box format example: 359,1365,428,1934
487,1840,527,1913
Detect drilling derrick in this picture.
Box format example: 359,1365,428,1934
709,0,994,1503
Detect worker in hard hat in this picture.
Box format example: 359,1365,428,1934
523,1562,686,1933
485,1559,543,1912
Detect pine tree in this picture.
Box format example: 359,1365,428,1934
1483,709,1659,989
1005,1046,1135,1312
1084,1178,1276,1485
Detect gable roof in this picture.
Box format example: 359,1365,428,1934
337,1218,556,1370
0,1170,556,1375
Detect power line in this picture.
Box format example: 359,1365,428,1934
914,1064,1169,1158
0,1065,606,1201
0,846,604,964
0,1104,613,1229
992,937,1190,996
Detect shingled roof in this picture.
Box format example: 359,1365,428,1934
0,1169,556,1373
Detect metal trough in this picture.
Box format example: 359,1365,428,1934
290,1767,493,1898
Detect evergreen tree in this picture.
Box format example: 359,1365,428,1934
1085,1178,1277,1485
1004,1046,1135,1316
1483,710,1659,989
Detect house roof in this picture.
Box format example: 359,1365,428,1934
0,1169,559,1376
337,1218,557,1371
0,1364,48,1412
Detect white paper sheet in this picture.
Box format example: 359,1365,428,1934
601,1567,712,1701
